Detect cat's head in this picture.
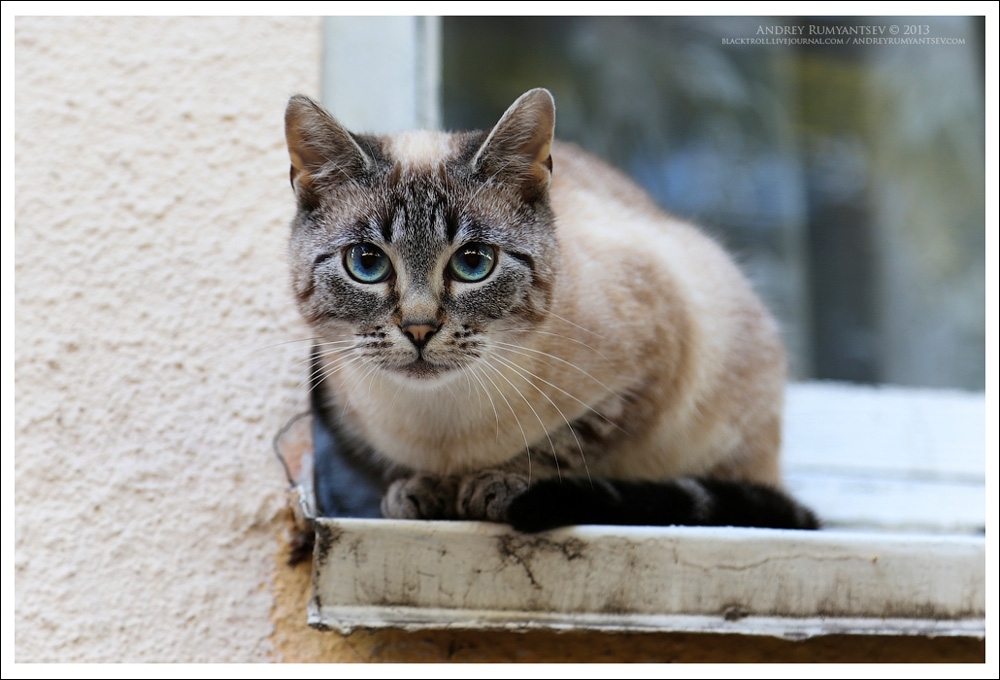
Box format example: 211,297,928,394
285,89,558,383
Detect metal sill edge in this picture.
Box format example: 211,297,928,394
307,518,985,639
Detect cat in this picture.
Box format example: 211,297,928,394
283,88,819,533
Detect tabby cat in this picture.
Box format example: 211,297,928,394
284,88,818,532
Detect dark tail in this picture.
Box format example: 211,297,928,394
505,478,820,533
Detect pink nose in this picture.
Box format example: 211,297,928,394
401,322,439,347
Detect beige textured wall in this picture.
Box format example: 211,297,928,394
15,16,320,661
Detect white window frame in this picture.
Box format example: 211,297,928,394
321,16,440,133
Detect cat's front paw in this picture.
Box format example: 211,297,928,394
456,470,529,522
381,474,458,520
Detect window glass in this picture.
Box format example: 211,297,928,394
443,16,985,389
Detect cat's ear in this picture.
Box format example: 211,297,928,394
471,88,555,201
285,95,373,204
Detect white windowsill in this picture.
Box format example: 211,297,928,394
279,382,986,638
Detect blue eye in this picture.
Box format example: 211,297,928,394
344,243,392,283
448,243,497,283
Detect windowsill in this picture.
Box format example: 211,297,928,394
278,382,986,638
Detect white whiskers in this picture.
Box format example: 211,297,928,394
470,360,533,481
486,342,625,436
462,364,501,443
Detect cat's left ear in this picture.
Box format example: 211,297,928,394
471,88,555,202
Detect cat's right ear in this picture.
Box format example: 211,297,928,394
285,95,373,205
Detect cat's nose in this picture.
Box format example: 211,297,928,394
401,321,440,349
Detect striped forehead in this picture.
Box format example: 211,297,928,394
383,132,461,246
386,172,449,246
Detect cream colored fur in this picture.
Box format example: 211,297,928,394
313,142,785,486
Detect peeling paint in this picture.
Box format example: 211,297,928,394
495,533,588,590
723,604,749,622
312,523,344,568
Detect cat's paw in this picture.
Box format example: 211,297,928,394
381,475,458,520
456,470,529,522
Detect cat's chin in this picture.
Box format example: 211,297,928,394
391,358,458,382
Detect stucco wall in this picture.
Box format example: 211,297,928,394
15,16,321,661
